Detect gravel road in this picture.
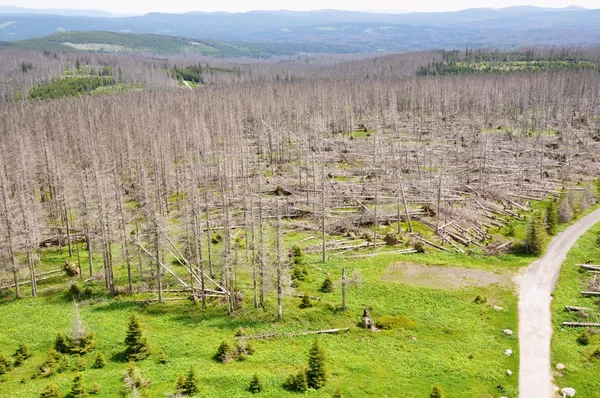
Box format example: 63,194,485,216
519,209,600,397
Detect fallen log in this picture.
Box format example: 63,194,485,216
347,249,418,258
562,322,600,327
238,328,349,340
581,291,600,296
411,235,450,252
0,273,64,290
565,306,592,312
579,264,600,272
292,294,322,301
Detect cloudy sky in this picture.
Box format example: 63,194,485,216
2,0,597,14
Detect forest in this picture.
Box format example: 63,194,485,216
0,45,599,397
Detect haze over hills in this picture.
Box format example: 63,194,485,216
0,5,126,17
0,6,599,54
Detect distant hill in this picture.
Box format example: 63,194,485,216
0,6,123,17
1,7,599,52
10,31,357,57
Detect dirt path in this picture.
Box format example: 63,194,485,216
518,209,600,398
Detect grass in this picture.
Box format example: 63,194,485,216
551,222,600,397
0,242,520,397
1,194,596,397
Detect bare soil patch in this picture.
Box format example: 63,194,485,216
382,262,512,290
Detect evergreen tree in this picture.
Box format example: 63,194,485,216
524,211,546,255
319,276,334,293
183,367,200,396
175,374,186,394
546,200,559,235
55,332,70,354
40,383,61,398
306,339,327,389
215,341,233,363
299,294,313,309
0,352,13,375
70,372,86,398
92,352,106,369
157,348,168,364
124,315,150,361
430,383,444,398
14,342,32,366
248,373,263,394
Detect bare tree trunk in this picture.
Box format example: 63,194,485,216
276,200,283,320
341,267,347,311
0,157,20,298
155,223,163,303
321,164,327,262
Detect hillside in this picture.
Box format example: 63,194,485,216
9,31,355,57
1,7,600,51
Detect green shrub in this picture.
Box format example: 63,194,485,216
70,372,86,398
375,316,416,330
158,348,169,364
291,265,310,286
248,373,263,394
14,343,32,367
291,245,304,264
176,367,199,396
211,233,223,244
68,283,83,299
40,383,61,398
319,276,334,293
333,387,345,398
88,382,102,395
299,294,313,309
591,346,600,361
546,200,559,235
524,211,547,255
34,349,62,378
215,341,234,364
430,383,445,398
55,333,70,354
284,369,308,392
72,357,87,371
92,352,106,369
577,331,591,346
0,352,13,375
473,295,487,304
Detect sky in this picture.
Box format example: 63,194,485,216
2,0,597,14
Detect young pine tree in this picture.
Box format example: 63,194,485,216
182,367,200,396
525,211,546,255
92,352,106,369
124,315,150,361
430,383,445,398
0,352,13,375
14,343,32,367
299,294,313,309
306,339,327,389
319,276,334,293
70,372,86,398
215,341,233,364
248,373,264,394
546,200,559,235
40,383,61,398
